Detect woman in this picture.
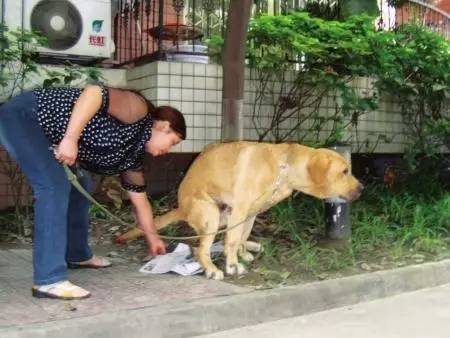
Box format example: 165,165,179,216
0,84,186,300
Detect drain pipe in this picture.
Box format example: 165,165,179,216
325,142,352,240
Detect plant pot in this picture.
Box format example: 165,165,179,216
166,44,209,64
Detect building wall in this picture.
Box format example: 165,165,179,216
0,61,420,210
127,61,224,152
438,0,450,13
128,61,408,154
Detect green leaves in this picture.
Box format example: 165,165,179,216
0,25,104,102
245,11,449,155
371,23,450,166
432,84,447,92
248,13,380,76
340,0,379,19
304,0,379,20
246,13,384,143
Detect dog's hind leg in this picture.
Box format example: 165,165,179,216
245,241,263,253
238,216,256,263
186,200,223,280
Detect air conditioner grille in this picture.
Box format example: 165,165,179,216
30,0,83,50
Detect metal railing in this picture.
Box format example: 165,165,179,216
112,0,449,66
113,0,229,65
377,0,450,39
112,0,319,65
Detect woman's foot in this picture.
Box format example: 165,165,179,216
67,255,112,269
32,281,91,300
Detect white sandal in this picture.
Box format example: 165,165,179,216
32,281,91,300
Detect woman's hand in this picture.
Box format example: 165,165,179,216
147,234,167,256
127,190,166,256
55,136,78,166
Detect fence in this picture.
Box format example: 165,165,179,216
113,0,450,66
378,0,450,38
113,0,228,65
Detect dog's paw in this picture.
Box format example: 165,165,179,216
205,269,224,280
239,250,255,263
226,263,247,276
245,241,263,253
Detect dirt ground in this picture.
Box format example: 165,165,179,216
2,213,450,290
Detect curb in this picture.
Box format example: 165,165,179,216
3,259,450,338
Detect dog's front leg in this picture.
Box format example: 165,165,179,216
224,209,249,276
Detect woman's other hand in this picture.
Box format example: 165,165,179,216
55,136,78,166
57,84,102,166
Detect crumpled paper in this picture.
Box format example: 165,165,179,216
139,242,224,276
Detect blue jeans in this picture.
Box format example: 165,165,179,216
0,91,93,285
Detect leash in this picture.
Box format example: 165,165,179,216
62,163,290,240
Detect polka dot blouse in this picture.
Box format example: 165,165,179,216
33,84,152,193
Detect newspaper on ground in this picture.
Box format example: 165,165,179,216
139,241,224,276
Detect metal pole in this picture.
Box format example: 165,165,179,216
325,142,352,240
158,0,164,60
221,0,252,142
1,0,5,24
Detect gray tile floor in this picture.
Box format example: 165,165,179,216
0,246,250,328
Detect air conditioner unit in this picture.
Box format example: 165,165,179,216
8,0,115,61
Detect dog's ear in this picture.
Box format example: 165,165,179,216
307,153,331,185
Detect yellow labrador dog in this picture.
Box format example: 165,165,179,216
116,142,363,280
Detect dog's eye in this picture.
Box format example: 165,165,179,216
343,169,349,175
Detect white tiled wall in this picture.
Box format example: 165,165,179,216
127,61,408,154
128,61,223,153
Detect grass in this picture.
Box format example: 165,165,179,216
245,178,450,286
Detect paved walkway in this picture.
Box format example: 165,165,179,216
196,283,450,338
0,246,250,328
3,244,450,338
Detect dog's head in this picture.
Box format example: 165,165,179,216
289,147,363,201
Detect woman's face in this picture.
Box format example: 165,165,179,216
145,120,182,156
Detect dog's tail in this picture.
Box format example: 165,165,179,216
155,209,183,230
114,209,183,244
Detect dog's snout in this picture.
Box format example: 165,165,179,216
358,183,364,193
347,182,364,202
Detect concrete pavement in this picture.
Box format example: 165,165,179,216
0,246,250,333
3,245,450,338
196,283,450,338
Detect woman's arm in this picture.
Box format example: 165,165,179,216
127,191,167,256
56,85,103,165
